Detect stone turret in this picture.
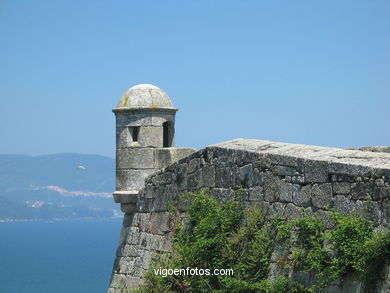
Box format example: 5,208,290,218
112,84,195,214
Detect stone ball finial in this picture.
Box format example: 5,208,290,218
116,84,175,110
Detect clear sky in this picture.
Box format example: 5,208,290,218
0,0,389,158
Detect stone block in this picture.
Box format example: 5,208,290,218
239,164,254,187
284,203,301,220
123,213,135,227
121,203,137,214
263,172,292,203
202,165,215,187
109,272,142,290
263,171,279,202
117,244,142,257
372,186,390,201
268,153,300,168
350,182,373,200
124,227,140,245
328,163,372,177
116,148,155,169
119,227,130,245
332,182,351,194
147,212,172,235
381,202,390,226
268,202,286,218
113,191,138,204
248,186,263,201
273,165,297,176
116,169,157,191
293,184,311,207
115,112,152,127
187,158,201,173
311,183,333,209
151,113,175,126
187,169,203,190
116,127,132,148
215,167,236,188
253,168,264,185
155,148,196,169
138,126,163,147
175,163,188,190
279,180,293,203
304,160,329,183
150,171,175,186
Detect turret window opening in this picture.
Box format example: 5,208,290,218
131,126,140,142
163,122,169,147
163,121,174,147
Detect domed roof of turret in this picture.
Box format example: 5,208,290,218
116,84,175,109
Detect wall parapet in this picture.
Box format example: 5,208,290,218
108,139,390,293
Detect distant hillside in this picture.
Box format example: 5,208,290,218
0,153,120,221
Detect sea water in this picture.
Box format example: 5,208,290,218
0,218,122,293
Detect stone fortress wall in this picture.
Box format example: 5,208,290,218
108,84,390,293
109,139,390,293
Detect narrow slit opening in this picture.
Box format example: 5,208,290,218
163,122,169,147
131,127,140,142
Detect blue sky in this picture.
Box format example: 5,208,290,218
0,0,389,158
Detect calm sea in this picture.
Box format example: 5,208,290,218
0,218,122,293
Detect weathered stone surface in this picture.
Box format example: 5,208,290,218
116,84,175,109
202,165,215,187
115,112,153,127
121,203,137,214
284,203,301,220
116,169,157,191
155,148,196,169
349,146,390,154
187,158,201,174
333,182,351,194
109,138,390,293
350,181,373,200
341,273,365,293
239,164,254,187
215,167,236,188
263,172,280,202
333,195,353,215
116,148,155,169
123,213,135,227
113,191,138,204
311,183,333,209
376,263,390,292
110,273,143,290
305,160,329,183
279,180,293,203
138,126,163,147
273,165,297,176
248,186,263,201
116,127,133,149
268,202,286,218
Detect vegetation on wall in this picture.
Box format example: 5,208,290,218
136,190,390,293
